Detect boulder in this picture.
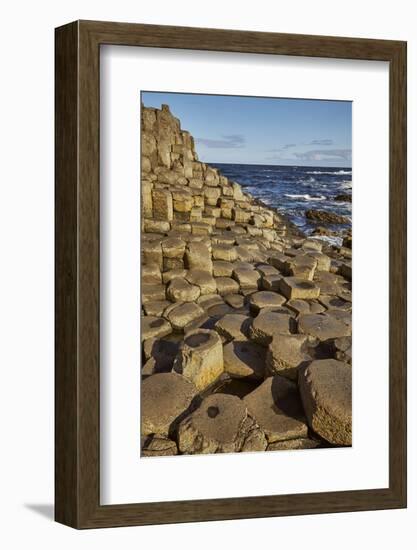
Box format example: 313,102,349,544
299,359,352,445
173,329,224,390
243,376,308,443
141,373,197,436
177,393,257,454
266,333,311,380
223,341,266,379
215,314,252,342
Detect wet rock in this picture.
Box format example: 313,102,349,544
334,194,352,202
215,314,251,342
299,359,352,445
306,209,350,225
173,329,224,390
141,372,197,436
223,341,266,380
244,376,308,443
266,333,311,380
177,393,256,454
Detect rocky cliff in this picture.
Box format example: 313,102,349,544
140,104,352,457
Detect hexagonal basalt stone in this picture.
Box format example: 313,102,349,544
173,329,224,391
177,393,255,454
164,302,205,331
213,260,234,277
167,277,201,303
185,242,213,273
223,340,267,380
298,313,351,341
141,316,172,341
185,269,216,295
214,314,251,342
299,359,352,445
215,277,240,296
249,310,292,346
279,277,320,300
243,376,308,443
248,291,286,315
232,267,261,289
212,244,238,262
266,333,311,380
141,373,197,436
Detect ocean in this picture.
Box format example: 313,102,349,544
212,163,352,237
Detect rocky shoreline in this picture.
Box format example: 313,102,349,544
141,104,352,457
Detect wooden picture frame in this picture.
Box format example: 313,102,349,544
55,20,407,528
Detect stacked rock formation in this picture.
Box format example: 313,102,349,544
140,104,352,457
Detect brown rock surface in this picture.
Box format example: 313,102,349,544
299,359,352,445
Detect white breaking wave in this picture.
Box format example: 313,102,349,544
284,193,326,201
306,170,352,175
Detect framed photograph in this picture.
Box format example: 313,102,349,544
55,20,407,528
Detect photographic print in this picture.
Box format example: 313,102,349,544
140,92,352,457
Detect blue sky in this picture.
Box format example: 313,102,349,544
142,91,352,168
